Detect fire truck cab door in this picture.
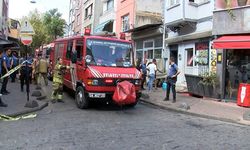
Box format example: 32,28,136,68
70,39,84,91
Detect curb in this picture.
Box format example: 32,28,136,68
140,99,250,126
6,102,49,117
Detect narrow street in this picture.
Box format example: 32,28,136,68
0,89,250,150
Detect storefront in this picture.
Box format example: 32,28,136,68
213,35,250,101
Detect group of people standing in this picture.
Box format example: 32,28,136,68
137,57,180,103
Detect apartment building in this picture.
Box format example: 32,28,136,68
69,0,102,35
213,0,250,101
164,0,214,87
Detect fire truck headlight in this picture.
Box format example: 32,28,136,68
87,79,99,86
134,79,141,85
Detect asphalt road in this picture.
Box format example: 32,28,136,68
0,91,250,150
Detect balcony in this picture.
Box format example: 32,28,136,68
213,5,250,35
165,0,212,32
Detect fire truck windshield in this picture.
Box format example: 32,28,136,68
86,39,132,67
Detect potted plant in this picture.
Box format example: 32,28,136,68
199,72,220,98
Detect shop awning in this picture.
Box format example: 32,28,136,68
94,20,114,33
0,38,19,49
213,35,250,49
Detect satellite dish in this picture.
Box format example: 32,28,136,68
30,0,36,3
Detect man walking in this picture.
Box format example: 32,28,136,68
147,59,157,92
51,57,72,103
1,48,12,95
36,55,48,87
164,57,180,103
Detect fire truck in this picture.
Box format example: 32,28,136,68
51,29,141,109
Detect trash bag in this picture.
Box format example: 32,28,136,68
113,81,136,105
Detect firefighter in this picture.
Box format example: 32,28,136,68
51,57,72,103
36,55,48,87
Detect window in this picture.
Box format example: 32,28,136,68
145,41,153,48
55,43,64,61
147,49,153,59
136,41,143,49
121,14,129,32
107,0,114,11
168,0,180,6
85,4,93,19
136,51,143,60
66,41,73,59
154,49,162,59
76,40,83,61
186,48,194,66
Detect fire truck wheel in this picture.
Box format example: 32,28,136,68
75,86,89,109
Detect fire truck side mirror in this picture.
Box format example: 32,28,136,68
71,51,77,64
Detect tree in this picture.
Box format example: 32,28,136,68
19,9,48,55
28,9,48,51
43,9,66,41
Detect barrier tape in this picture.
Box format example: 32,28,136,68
0,60,28,79
0,113,37,121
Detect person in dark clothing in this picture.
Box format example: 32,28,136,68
1,48,12,95
164,57,180,103
141,59,147,90
10,52,18,82
0,50,7,107
19,54,33,92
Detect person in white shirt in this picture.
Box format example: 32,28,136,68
147,59,157,92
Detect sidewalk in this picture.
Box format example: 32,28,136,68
0,81,48,117
140,88,250,125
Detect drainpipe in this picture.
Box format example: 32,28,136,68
162,0,166,72
182,0,185,20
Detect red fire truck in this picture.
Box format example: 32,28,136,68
51,29,141,109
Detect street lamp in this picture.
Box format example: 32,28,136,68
30,0,36,4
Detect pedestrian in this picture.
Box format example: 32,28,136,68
1,48,12,95
36,55,48,87
19,54,33,92
0,50,8,107
146,60,157,92
152,59,163,90
164,57,180,103
51,57,72,103
141,59,147,90
10,52,18,82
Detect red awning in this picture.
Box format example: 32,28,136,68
213,35,250,49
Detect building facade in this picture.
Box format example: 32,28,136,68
69,0,84,35
94,0,116,33
0,0,9,40
213,0,250,101
164,0,214,88
116,0,163,66
69,0,102,35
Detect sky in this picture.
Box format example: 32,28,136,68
9,0,70,22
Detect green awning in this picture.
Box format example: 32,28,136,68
94,20,114,33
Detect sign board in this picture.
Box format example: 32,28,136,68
21,34,32,45
20,20,35,35
20,19,35,45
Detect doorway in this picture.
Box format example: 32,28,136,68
169,45,178,65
